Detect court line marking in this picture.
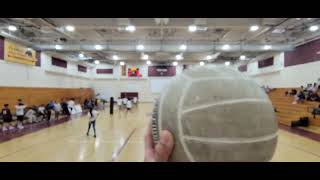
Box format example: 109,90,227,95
111,128,137,162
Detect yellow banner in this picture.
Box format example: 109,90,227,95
4,40,37,66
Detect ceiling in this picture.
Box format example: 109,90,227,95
0,18,319,64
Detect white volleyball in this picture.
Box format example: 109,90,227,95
151,65,278,162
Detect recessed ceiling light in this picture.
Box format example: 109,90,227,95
225,61,230,66
78,53,84,58
120,61,125,66
307,18,312,21
188,25,197,32
141,54,149,60
8,25,17,32
206,55,213,60
263,45,272,50
179,44,187,51
125,25,136,32
240,55,246,60
136,44,144,51
249,25,259,32
199,61,205,66
94,60,100,64
296,18,301,20
55,45,62,50
309,25,319,32
146,60,152,65
172,61,178,66
222,44,230,50
65,25,75,32
95,45,103,50
112,55,119,60
175,54,183,60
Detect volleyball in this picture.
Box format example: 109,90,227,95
151,65,278,162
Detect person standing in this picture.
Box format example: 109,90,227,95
86,107,99,138
15,99,26,129
1,104,14,131
126,98,132,111
117,97,122,110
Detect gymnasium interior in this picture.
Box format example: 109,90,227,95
0,18,320,162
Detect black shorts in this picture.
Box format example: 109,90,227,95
127,108,131,110
17,115,24,122
3,118,12,123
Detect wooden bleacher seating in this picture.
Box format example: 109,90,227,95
268,88,320,126
0,86,94,113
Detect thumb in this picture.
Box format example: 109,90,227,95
155,130,174,162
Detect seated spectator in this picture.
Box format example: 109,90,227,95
61,99,69,115
25,107,37,124
53,101,62,120
1,104,14,131
38,104,46,121
311,82,318,93
293,91,305,104
285,91,289,96
308,92,320,102
46,101,55,122
312,104,320,118
289,89,297,96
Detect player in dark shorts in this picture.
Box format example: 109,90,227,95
1,104,14,131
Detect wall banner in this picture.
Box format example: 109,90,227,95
4,40,37,66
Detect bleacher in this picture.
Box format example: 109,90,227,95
268,88,320,127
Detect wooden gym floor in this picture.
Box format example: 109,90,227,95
0,103,320,162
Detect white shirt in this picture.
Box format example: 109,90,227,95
88,110,99,122
38,106,45,114
15,105,26,116
123,98,128,105
133,97,138,103
54,103,62,111
68,100,75,108
117,99,122,106
126,100,132,108
25,109,35,118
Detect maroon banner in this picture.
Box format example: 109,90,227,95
238,64,247,72
0,36,4,60
285,38,320,67
96,68,113,74
258,57,274,68
120,92,138,99
78,65,87,73
52,57,67,68
148,66,176,77
36,51,41,67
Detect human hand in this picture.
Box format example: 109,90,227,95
144,122,174,162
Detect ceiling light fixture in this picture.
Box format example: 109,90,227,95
240,55,246,60
112,55,119,60
179,44,187,51
175,54,183,60
8,25,17,32
199,61,205,66
249,25,259,32
309,25,319,32
222,44,230,50
95,45,103,50
78,53,84,58
141,54,149,60
263,45,272,50
65,25,75,32
146,60,152,65
136,44,144,51
172,61,178,66
188,25,197,32
55,45,62,50
120,61,125,66
225,61,230,66
206,55,213,60
94,60,100,64
125,25,136,32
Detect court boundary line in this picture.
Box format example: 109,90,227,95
111,128,137,162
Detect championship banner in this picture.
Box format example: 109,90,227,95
4,40,37,66
128,67,142,77
148,66,176,77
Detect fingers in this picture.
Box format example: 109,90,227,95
144,120,154,150
155,130,174,162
